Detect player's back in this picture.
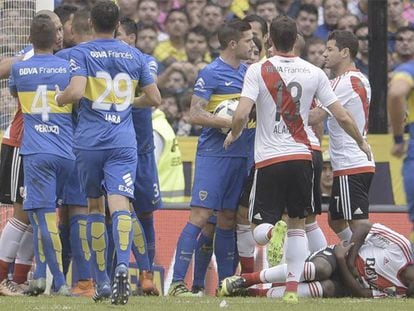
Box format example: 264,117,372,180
243,55,337,167
69,39,154,150
355,223,413,295
193,57,249,158
10,54,74,160
327,70,374,174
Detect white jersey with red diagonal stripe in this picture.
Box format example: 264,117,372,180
327,70,375,176
241,55,337,168
355,223,413,296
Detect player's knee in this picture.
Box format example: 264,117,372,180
217,210,237,229
189,207,211,227
253,223,273,245
328,216,347,234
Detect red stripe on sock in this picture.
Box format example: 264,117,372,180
285,281,298,292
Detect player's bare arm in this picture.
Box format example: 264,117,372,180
346,222,372,276
55,76,87,106
308,106,328,125
0,56,23,79
334,241,373,298
388,76,410,158
133,83,161,108
223,97,254,149
189,94,232,128
328,101,372,161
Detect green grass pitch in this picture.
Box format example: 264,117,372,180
1,296,414,311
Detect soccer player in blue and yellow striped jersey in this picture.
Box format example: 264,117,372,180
55,0,161,305
9,14,73,296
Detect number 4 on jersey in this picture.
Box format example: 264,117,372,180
31,85,50,122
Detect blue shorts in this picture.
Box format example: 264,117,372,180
132,152,162,214
190,155,247,211
74,148,137,199
23,154,74,210
62,162,88,207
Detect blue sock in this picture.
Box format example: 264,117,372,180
106,222,115,278
58,222,71,277
172,222,201,282
214,227,236,283
34,209,66,290
139,215,155,268
131,212,150,271
69,214,90,281
112,210,133,267
193,232,213,288
87,213,109,285
28,212,47,280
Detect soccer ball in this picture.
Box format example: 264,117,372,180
213,99,239,134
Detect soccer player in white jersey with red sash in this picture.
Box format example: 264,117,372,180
224,16,371,304
310,30,375,242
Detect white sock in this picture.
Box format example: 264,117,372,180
305,221,327,253
337,227,352,242
285,229,307,291
302,262,316,281
259,264,287,283
237,224,256,257
253,223,273,245
267,282,323,298
15,226,34,265
0,218,27,262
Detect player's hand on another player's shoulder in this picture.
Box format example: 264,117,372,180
358,140,372,161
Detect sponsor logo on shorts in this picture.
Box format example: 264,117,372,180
199,190,208,201
119,173,133,195
354,207,363,215
253,213,262,220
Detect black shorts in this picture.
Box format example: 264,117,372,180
239,165,255,208
0,144,24,204
329,172,373,221
312,150,323,215
249,160,313,225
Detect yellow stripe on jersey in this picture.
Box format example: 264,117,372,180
206,93,240,112
392,72,414,87
407,91,414,124
19,91,73,114
84,76,138,105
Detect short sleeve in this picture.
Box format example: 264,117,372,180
137,54,155,87
193,67,218,101
315,68,337,107
69,47,87,77
241,63,260,102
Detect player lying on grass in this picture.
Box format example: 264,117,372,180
220,222,414,298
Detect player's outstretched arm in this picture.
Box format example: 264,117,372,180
334,241,372,298
224,97,254,149
328,101,372,161
133,83,161,108
387,76,410,158
55,76,87,106
189,95,232,129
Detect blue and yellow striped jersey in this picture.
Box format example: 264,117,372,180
193,57,249,157
69,38,154,150
9,54,74,159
